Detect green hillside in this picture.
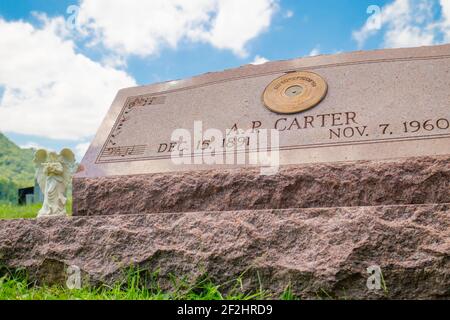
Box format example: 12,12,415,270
0,133,35,202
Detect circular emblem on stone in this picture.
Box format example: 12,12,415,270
262,71,328,114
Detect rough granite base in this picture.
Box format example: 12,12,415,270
73,156,450,216
0,203,449,299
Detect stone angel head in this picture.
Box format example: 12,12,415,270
34,148,76,218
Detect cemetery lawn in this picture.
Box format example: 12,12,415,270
0,201,72,220
0,269,299,300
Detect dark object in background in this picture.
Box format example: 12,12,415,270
18,187,34,205
17,181,43,205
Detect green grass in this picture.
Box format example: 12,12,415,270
0,200,72,220
0,268,298,300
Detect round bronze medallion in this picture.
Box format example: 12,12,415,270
262,71,328,114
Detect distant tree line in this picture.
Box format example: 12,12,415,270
0,177,19,203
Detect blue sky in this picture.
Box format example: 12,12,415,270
0,0,448,160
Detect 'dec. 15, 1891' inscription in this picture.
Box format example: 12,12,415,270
77,45,450,177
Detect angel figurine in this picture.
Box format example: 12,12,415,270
34,148,76,218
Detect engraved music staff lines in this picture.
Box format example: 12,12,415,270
100,145,147,158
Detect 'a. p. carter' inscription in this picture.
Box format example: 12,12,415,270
77,45,450,177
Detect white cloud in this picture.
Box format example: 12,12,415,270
75,142,90,160
20,142,52,151
250,55,269,65
0,17,136,141
308,47,320,56
353,0,450,49
101,54,127,68
441,0,450,41
77,0,278,58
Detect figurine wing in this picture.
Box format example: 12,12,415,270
59,148,76,186
33,149,47,192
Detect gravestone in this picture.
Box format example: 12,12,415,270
2,44,449,299
73,44,450,216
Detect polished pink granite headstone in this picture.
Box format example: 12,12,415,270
73,44,450,216
2,45,450,299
